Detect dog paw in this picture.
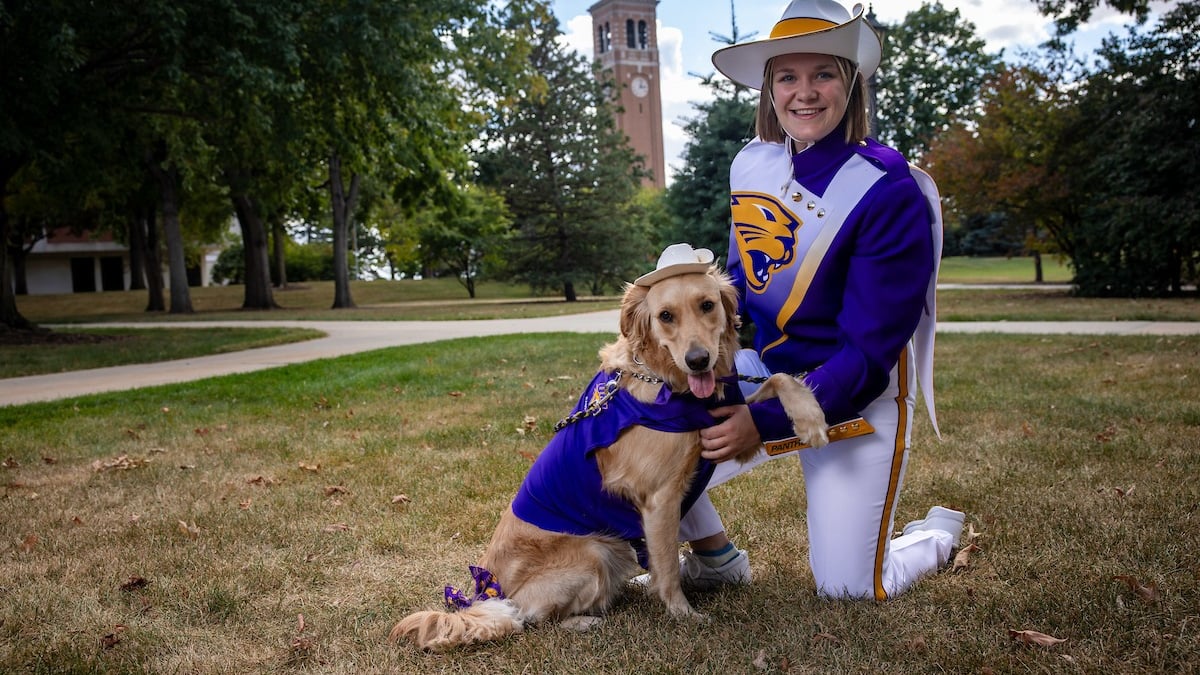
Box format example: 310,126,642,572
795,419,829,449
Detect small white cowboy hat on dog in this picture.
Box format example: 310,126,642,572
634,243,715,287
711,0,882,90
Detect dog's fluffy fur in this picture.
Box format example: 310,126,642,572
390,267,826,650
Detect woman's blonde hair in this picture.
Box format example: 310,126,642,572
755,55,871,145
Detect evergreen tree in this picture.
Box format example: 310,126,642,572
476,1,646,301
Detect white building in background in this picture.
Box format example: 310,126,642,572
21,227,220,295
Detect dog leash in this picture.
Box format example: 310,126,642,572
553,369,665,431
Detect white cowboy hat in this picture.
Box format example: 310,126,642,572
634,243,715,287
711,0,882,89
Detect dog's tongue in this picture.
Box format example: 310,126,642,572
688,371,716,399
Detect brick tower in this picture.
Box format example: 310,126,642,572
588,0,666,189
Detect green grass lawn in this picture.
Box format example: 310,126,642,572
1,333,1196,673
937,255,1073,284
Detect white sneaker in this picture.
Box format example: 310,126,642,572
630,549,752,591
902,506,965,547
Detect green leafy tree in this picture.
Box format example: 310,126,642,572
476,1,645,301
874,2,1001,161
663,95,756,259
417,185,512,298
1068,0,1200,296
1034,0,1153,35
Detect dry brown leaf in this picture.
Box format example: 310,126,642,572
297,614,306,633
323,485,348,497
448,391,464,398
1021,421,1035,437
247,475,277,486
42,456,57,464
19,534,37,553
120,576,150,592
239,498,253,510
521,415,537,431
953,543,980,572
1113,575,1160,603
92,455,149,472
2,457,19,468
100,625,127,649
298,462,321,473
752,649,769,670
194,427,210,436
906,635,927,652
964,522,982,543
391,494,410,504
177,520,200,539
1009,629,1067,647
323,523,350,532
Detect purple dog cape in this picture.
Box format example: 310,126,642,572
511,369,743,567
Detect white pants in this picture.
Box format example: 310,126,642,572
681,348,953,600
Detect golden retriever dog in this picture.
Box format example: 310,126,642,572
390,265,827,651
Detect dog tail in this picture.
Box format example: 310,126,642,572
390,599,524,651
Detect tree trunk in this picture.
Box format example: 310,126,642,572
153,162,194,314
128,207,146,291
563,280,577,302
328,152,359,309
272,214,287,289
1032,251,1044,283
230,192,278,310
141,206,166,312
0,163,33,329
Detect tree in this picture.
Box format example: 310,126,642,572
923,64,1079,281
662,95,755,259
417,185,512,298
1034,0,1154,35
874,2,1001,161
1067,0,1200,296
476,1,645,301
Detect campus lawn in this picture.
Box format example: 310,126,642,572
1,333,1197,673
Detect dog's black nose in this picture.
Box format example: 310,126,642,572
685,347,710,372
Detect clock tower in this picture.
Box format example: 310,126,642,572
588,0,666,190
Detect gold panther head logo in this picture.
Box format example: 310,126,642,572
731,193,801,293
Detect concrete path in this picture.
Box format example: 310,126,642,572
3,311,1199,407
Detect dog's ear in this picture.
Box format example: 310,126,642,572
619,282,651,347
714,269,743,373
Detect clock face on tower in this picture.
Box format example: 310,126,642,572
630,75,649,98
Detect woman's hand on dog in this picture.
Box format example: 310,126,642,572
700,405,761,463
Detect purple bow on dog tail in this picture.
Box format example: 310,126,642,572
444,565,505,610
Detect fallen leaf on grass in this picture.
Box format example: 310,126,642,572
448,391,464,398
1009,629,1066,647
905,635,927,652
239,498,253,510
298,462,321,473
953,543,980,572
2,457,19,468
120,576,150,592
323,485,348,497
177,520,200,539
1113,575,1160,603
92,455,149,472
391,494,410,504
323,523,350,532
19,534,37,553
521,415,537,431
247,475,278,486
752,649,769,670
42,456,57,464
100,625,127,649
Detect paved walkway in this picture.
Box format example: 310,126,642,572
3,311,1199,407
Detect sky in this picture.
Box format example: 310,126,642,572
548,0,1169,182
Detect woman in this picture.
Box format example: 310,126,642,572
674,0,964,601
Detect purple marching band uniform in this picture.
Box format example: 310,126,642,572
677,123,949,601
728,127,940,441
